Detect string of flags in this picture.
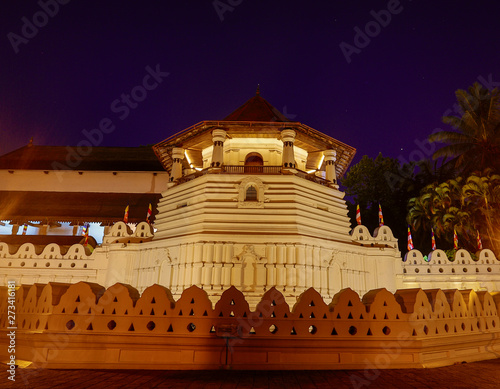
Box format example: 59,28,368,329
123,204,154,224
407,225,414,251
354,203,383,226
355,204,485,252
147,203,153,224
123,205,130,223
477,231,483,250
83,223,90,246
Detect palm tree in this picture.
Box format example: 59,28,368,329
462,169,500,253
407,178,476,252
429,83,500,175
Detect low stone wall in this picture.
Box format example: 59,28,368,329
401,249,500,291
1,282,500,370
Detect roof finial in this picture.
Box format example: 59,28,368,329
28,137,33,147
256,84,260,95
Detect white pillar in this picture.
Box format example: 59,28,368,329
312,246,321,289
295,244,306,293
266,243,276,287
170,147,185,181
191,242,203,286
281,129,296,169
324,149,337,184
285,244,296,290
201,242,214,288
210,129,227,168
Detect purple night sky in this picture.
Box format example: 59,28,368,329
1,0,499,169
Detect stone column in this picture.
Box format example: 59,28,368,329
170,147,185,181
210,129,227,168
191,242,203,286
213,263,223,290
324,149,337,184
285,244,296,291
312,246,321,290
305,245,314,287
265,244,276,287
171,263,180,294
276,243,285,290
295,244,306,293
201,242,214,288
281,129,296,169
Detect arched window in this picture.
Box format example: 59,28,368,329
245,153,263,173
245,185,258,201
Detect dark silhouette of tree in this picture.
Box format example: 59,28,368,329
341,153,411,253
429,83,500,175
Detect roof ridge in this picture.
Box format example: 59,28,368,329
223,93,289,122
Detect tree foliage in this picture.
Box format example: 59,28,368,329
407,169,500,255
341,153,412,252
342,82,500,257
429,82,500,175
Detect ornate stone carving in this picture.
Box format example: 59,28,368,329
235,177,269,208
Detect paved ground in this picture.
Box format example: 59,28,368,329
2,359,500,389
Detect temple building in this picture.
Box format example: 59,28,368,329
3,91,500,371
0,143,167,241
0,90,498,307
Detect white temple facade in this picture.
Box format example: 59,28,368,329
1,91,499,307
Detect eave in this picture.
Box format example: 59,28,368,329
153,121,356,177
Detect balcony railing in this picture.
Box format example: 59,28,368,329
295,170,332,186
222,165,282,174
175,165,333,187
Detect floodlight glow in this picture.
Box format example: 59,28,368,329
317,155,325,169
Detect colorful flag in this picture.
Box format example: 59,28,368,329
124,205,129,223
84,223,90,246
431,228,437,251
407,225,414,251
453,229,459,250
82,224,87,236
146,203,152,224
477,230,483,250
378,204,384,226
356,204,361,225
22,224,28,235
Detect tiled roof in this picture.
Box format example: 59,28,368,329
0,145,165,171
0,191,161,224
223,92,290,122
